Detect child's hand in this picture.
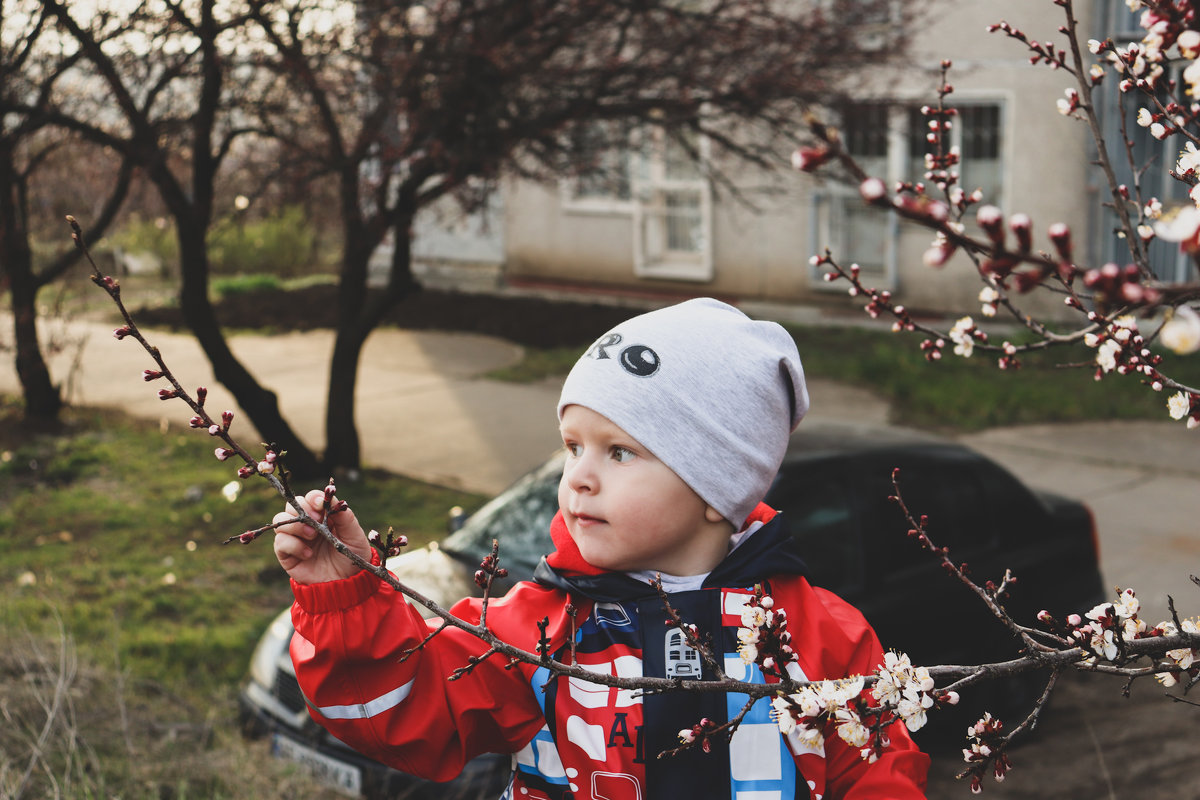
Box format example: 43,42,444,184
273,489,373,584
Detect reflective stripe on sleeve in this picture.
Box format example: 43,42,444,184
314,679,415,721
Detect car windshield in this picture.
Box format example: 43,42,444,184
439,455,565,579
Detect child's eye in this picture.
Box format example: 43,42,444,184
610,446,636,463
564,442,582,457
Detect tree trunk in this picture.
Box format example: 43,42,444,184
322,219,417,471
0,152,61,421
174,218,324,477
7,261,62,421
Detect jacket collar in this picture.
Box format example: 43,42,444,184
535,504,807,602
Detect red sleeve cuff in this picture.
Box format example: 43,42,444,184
290,550,384,613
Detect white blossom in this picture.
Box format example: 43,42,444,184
1160,305,1200,354
1179,30,1200,59
1179,142,1200,174
1185,58,1200,98
1168,391,1191,420
949,316,976,358
835,711,870,747
979,286,1000,317
1096,338,1122,373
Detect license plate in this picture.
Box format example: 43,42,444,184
272,733,363,796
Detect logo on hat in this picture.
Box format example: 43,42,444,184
619,345,659,377
583,332,660,376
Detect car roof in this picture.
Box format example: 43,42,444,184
785,420,964,460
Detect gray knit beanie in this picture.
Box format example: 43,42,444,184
557,297,808,528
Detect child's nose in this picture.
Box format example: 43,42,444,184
564,455,598,493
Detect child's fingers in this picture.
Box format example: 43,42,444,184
274,531,312,566
272,508,318,540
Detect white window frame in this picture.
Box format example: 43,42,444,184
808,97,1008,292
631,127,714,282
559,123,636,216
809,103,904,291
556,124,714,281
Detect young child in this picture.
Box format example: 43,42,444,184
273,298,930,799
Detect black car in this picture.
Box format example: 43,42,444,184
239,421,1105,797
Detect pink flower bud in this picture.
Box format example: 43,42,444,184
791,146,831,172
976,205,1004,245
208,424,221,435
222,410,234,427
113,326,132,340
196,387,207,405
238,466,255,479
1067,613,1082,626
1009,213,1032,252
257,460,275,475
239,531,255,544
860,178,887,202
215,448,234,461
189,415,204,428
158,388,176,400
143,370,163,381
265,451,277,464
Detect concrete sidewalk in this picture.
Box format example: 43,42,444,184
0,317,891,494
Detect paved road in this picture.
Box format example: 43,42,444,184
4,314,1200,797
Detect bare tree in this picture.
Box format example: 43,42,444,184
0,1,132,421
32,0,913,473
38,0,324,472
248,0,912,469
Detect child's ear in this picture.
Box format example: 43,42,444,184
704,505,726,524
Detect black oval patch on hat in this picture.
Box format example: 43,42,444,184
619,345,660,377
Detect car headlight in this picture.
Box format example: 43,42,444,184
249,607,295,688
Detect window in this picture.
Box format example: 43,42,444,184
561,122,634,211
1099,0,1145,42
1093,63,1196,281
631,126,714,281
811,99,1005,289
810,102,899,285
907,102,1004,207
558,123,714,282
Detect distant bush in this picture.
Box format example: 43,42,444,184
106,206,319,278
208,205,315,277
107,213,178,265
212,273,284,297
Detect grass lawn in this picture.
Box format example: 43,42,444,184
488,322,1200,432
0,396,484,798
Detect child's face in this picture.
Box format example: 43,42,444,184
557,405,732,576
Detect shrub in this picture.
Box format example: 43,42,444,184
207,205,316,277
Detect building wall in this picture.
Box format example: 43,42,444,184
504,0,1095,319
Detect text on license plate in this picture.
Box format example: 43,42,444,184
272,733,363,796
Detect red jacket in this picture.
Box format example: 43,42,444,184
290,507,929,799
